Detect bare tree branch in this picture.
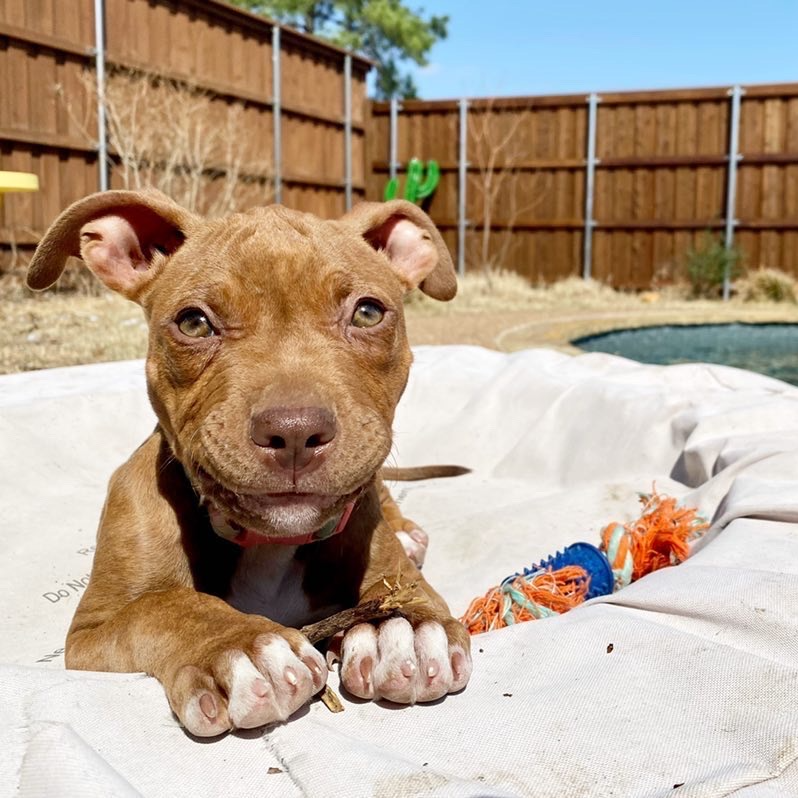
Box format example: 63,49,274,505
467,99,548,284
56,68,273,216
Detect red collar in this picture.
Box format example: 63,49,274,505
208,500,356,548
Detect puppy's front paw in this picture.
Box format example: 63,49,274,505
168,629,326,737
340,617,471,704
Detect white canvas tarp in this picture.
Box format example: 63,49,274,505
3,345,798,797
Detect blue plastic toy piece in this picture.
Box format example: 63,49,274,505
531,542,614,599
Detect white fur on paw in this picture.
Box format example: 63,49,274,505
340,623,379,699
255,635,326,720
413,622,453,702
225,652,276,728
341,617,467,705
372,617,418,703
396,528,428,568
222,635,325,729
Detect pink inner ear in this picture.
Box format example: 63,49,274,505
378,217,438,289
79,212,179,294
80,215,148,293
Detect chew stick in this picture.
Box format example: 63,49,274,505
299,579,422,713
300,581,421,644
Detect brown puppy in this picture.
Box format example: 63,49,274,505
27,191,472,737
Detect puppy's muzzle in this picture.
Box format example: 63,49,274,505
250,405,337,476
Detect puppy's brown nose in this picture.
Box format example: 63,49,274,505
250,406,337,474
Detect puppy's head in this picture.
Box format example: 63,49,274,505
28,191,456,542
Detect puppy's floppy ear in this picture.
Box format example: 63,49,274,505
343,199,457,301
27,189,195,299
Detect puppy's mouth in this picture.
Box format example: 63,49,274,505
193,467,363,546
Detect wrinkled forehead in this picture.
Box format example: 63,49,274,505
146,207,400,314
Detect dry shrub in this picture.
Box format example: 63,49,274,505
56,68,273,218
1,271,34,301
1,263,105,301
735,267,797,303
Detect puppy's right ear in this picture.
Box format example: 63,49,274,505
27,190,195,300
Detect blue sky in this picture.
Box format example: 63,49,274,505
403,1,798,99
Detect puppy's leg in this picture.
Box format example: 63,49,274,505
66,434,326,737
339,516,472,704
377,476,429,568
69,588,326,737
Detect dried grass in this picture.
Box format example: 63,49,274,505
735,267,797,303
3,271,797,374
406,271,637,314
0,291,146,374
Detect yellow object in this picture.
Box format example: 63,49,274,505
0,171,39,193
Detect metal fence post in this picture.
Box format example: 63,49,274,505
343,53,353,211
93,0,109,191
271,25,282,204
582,92,599,280
389,97,400,181
457,98,468,277
723,84,743,301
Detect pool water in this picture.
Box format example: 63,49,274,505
574,323,798,386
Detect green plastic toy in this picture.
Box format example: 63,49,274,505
383,158,440,204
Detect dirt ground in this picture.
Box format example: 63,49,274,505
2,275,797,374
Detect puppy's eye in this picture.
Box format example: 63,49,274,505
351,300,385,329
176,308,216,338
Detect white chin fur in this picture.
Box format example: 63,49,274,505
255,503,328,536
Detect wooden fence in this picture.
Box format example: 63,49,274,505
4,1,797,292
368,85,798,288
0,0,370,274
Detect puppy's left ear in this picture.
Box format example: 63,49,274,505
343,199,457,301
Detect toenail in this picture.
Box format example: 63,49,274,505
199,692,217,720
360,656,373,687
252,678,270,698
284,667,298,686
305,660,323,687
451,651,465,680
401,659,416,678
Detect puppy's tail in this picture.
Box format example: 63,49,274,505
382,465,470,481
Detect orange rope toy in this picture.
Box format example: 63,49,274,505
461,490,709,635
